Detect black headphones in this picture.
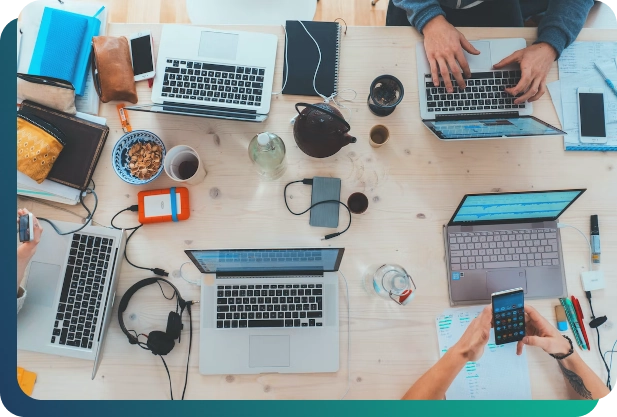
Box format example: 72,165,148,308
118,277,197,399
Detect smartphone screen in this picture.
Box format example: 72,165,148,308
579,93,606,138
130,35,154,76
19,214,31,242
492,288,525,345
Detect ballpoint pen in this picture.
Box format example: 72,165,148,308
594,62,617,98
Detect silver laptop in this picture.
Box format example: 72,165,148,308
186,248,343,375
416,38,565,140
443,189,586,305
17,220,126,378
127,25,277,122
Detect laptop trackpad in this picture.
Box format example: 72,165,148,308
249,336,290,368
26,262,61,308
465,41,492,70
486,269,527,295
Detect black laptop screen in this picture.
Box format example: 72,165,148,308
449,190,585,225
185,248,344,273
424,116,564,140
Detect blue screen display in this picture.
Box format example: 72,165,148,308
426,117,563,139
493,291,524,313
188,249,341,273
452,191,583,223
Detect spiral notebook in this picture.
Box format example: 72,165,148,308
282,21,341,97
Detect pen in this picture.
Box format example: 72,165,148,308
590,215,601,264
571,296,591,350
564,298,587,350
594,62,617,98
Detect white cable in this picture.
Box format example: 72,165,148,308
557,223,592,271
178,262,200,286
338,270,351,400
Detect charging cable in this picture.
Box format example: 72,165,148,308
558,223,611,389
111,205,169,277
284,179,352,240
38,181,98,235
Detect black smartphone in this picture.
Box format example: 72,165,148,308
19,213,34,242
491,287,525,345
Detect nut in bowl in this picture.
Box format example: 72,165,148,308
112,130,166,185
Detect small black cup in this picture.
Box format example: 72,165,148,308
347,192,369,214
367,75,404,117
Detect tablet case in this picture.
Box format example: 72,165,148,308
282,21,341,97
309,177,341,228
19,101,109,191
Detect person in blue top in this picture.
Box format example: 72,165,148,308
387,0,594,104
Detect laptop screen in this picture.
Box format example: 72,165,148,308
449,190,585,225
185,248,344,274
423,116,565,140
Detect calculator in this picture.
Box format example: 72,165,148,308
492,287,525,345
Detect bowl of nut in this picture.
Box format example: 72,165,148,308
112,130,166,185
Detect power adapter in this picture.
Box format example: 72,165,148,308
581,270,605,291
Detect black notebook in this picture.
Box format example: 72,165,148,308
282,21,341,97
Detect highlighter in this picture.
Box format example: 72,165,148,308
590,215,601,264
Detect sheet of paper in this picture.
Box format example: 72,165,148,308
436,305,532,400
558,42,617,150
17,171,81,203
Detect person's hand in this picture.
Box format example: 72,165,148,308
453,305,492,361
493,43,557,104
17,208,43,249
517,305,571,356
422,15,480,93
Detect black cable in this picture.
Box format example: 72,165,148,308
181,303,193,401
585,291,612,390
38,184,98,235
284,179,352,240
160,355,174,400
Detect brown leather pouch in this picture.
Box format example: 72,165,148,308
91,36,138,103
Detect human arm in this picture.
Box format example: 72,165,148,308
517,305,610,400
493,0,594,103
17,209,43,293
402,306,492,399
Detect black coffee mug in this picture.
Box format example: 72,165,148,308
367,75,404,117
348,192,369,214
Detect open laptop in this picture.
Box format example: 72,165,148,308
416,38,565,140
443,189,586,306
17,220,126,378
185,248,343,375
127,25,277,122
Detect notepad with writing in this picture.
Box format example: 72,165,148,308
282,21,341,97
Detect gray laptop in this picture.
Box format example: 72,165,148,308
17,220,126,379
186,248,343,375
443,189,586,305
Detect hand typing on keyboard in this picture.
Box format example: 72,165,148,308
493,43,557,104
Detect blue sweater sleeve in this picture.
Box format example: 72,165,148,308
391,0,445,33
535,0,594,58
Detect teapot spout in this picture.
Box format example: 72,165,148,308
344,133,357,144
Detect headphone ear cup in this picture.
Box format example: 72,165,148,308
147,331,175,355
166,312,183,340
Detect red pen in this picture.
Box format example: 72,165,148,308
571,296,591,349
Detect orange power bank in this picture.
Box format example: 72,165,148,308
138,187,190,224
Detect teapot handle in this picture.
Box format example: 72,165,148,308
295,103,351,132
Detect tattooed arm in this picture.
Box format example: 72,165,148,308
517,306,609,400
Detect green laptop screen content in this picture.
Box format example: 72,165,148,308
452,191,583,223
425,117,563,139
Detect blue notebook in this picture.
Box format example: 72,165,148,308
28,8,102,96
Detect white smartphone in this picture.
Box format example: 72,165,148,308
577,87,608,144
128,31,156,82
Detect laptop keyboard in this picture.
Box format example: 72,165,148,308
216,284,324,329
51,233,115,349
424,71,524,113
162,59,265,107
448,228,559,271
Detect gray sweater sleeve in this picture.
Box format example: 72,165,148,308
391,0,445,33
534,0,594,58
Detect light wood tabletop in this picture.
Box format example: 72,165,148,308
17,24,617,400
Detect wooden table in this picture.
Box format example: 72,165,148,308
17,24,617,400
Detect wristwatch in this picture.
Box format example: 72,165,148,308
550,335,574,360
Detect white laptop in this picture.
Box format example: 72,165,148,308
416,38,565,140
186,248,343,375
128,25,278,122
17,220,126,378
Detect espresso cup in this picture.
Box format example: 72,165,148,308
369,125,390,148
347,192,369,214
164,145,207,185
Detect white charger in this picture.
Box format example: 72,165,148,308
581,270,605,291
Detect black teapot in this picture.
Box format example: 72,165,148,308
293,102,356,158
